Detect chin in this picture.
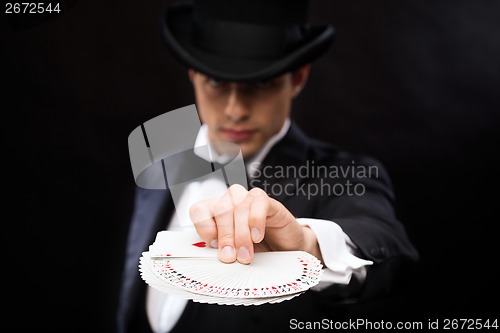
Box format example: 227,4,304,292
240,146,256,160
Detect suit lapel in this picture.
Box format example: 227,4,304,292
251,122,311,203
119,187,175,330
121,147,220,328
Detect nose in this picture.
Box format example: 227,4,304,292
224,87,250,123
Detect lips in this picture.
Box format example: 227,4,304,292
221,128,257,142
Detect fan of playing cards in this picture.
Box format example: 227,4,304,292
139,229,323,306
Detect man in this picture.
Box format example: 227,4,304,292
117,1,419,332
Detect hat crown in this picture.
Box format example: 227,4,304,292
161,0,334,82
193,0,308,26
190,0,310,60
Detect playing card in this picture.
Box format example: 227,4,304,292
140,230,324,306
149,229,217,258
139,252,305,306
150,251,322,298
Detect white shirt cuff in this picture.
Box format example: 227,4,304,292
296,218,373,291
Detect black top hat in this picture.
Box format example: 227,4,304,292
161,0,335,82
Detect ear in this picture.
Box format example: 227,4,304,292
292,64,311,98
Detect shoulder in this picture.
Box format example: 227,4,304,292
299,126,386,170
293,124,393,187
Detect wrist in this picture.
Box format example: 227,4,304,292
302,226,324,264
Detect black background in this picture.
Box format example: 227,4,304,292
2,0,499,332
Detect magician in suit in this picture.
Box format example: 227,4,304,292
117,0,420,332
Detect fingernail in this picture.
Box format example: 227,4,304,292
210,239,218,248
238,246,250,261
251,228,260,242
221,245,235,259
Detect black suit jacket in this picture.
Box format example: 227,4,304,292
117,123,419,333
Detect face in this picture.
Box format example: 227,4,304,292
189,65,310,160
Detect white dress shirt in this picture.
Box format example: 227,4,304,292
146,119,373,333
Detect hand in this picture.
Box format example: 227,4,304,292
189,184,322,264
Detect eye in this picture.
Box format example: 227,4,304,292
256,80,273,88
207,78,227,88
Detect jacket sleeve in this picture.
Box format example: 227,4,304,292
308,154,420,303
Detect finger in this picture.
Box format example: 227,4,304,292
214,190,237,263
233,194,254,264
226,183,248,205
189,199,218,248
247,187,270,243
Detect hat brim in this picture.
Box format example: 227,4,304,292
160,3,335,82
